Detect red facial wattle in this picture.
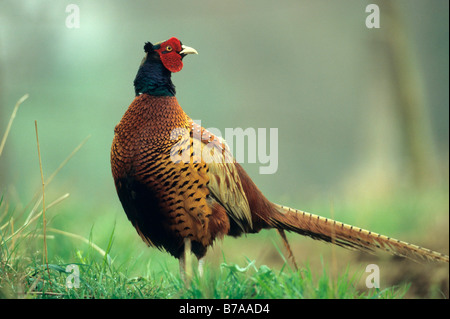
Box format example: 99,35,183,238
155,37,184,73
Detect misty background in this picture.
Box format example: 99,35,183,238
0,0,448,230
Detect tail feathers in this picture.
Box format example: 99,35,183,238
270,204,449,263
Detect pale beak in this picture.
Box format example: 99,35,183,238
180,45,198,56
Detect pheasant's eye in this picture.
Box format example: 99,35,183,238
166,45,172,52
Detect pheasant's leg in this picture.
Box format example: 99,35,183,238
179,255,186,283
180,238,193,284
277,229,299,271
198,257,205,277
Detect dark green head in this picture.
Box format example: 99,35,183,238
133,37,198,96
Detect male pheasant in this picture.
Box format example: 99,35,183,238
111,37,449,277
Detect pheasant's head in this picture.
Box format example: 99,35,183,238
134,37,198,96
144,37,198,73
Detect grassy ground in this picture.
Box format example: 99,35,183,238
0,187,446,299
0,226,411,299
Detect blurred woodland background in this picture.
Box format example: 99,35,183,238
0,0,448,298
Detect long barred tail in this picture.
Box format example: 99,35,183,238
269,204,449,263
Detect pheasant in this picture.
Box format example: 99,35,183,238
111,37,449,278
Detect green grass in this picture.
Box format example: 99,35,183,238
1,189,410,299
0,240,411,299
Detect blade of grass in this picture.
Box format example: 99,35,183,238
103,222,116,269
0,94,29,158
47,227,112,265
0,199,10,228
34,120,51,285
